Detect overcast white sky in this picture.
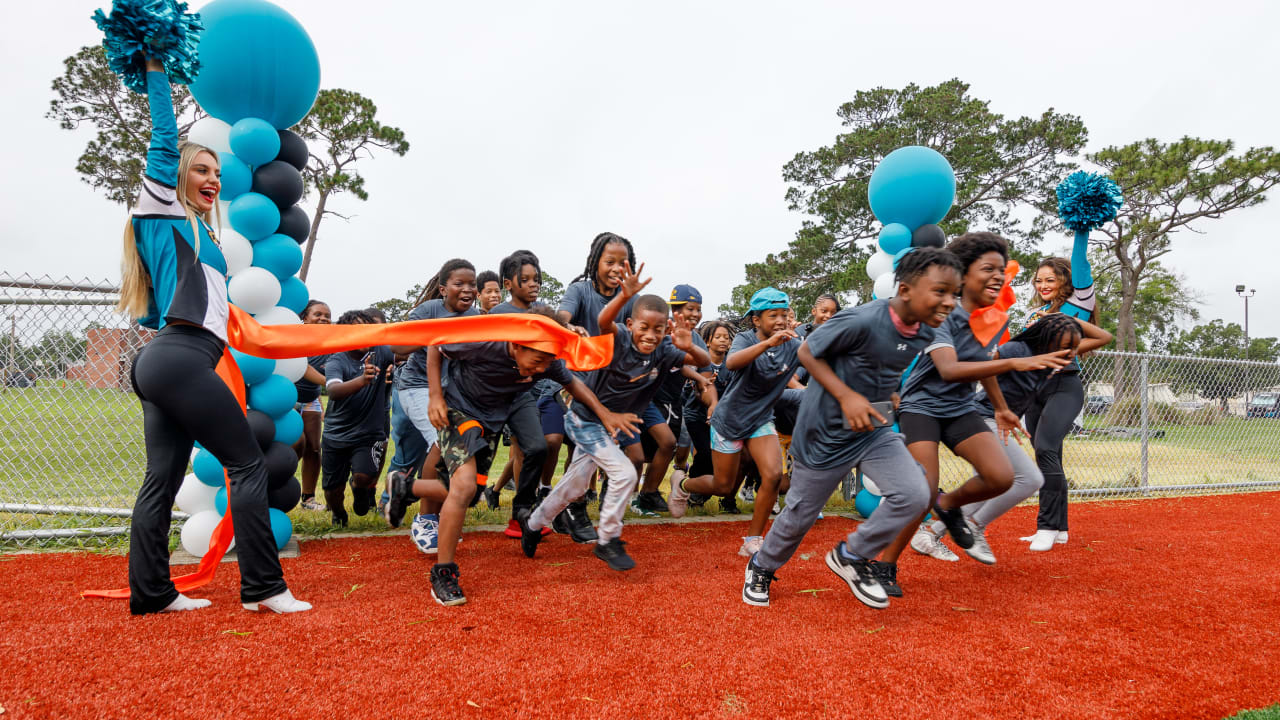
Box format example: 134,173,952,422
3,0,1279,338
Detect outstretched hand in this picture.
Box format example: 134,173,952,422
994,408,1029,445
669,313,694,351
619,261,651,298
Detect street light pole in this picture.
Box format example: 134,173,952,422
1236,284,1256,415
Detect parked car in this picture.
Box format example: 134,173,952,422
1084,395,1113,415
1247,393,1280,419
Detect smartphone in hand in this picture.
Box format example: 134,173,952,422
842,400,896,430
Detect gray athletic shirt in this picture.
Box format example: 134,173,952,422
709,329,800,440
791,300,935,470
899,305,1001,418
396,298,479,390
324,346,395,446
558,280,634,337
570,326,686,424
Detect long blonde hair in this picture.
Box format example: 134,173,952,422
118,141,223,317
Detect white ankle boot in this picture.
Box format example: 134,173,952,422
1028,529,1057,552
243,588,312,614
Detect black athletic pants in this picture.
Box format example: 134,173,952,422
506,391,548,512
128,324,287,614
1024,371,1084,532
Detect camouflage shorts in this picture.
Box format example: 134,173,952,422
436,408,498,480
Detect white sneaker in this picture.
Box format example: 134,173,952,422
964,520,996,565
1056,531,1069,545
160,594,211,613
910,528,959,562
669,468,687,488
1028,529,1057,552
242,588,312,614
738,535,764,557
667,477,690,518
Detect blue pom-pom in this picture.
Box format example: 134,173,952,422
1056,171,1123,233
92,0,202,94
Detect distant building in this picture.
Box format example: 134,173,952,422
65,327,153,390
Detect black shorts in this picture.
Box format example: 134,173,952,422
320,437,381,490
898,410,990,452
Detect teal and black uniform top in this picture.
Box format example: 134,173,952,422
133,71,229,341
709,329,800,440
899,305,1002,419
791,300,936,470
395,299,478,390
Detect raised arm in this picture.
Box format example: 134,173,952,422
143,59,180,187
928,345,1071,384
1071,230,1093,289
597,261,649,336
1075,317,1113,354
725,329,796,371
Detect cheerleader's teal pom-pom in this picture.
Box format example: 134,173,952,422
1056,171,1123,233
92,0,202,93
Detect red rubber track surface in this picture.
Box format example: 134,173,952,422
2,493,1278,719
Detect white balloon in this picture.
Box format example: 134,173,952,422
873,271,898,300
175,473,219,515
187,117,233,157
866,250,895,280
180,510,225,558
254,305,304,327
228,267,281,315
273,356,308,382
862,475,881,496
221,228,253,276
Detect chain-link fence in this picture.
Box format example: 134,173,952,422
4,271,1280,547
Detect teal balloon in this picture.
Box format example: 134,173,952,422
892,247,915,269
192,450,225,487
219,153,253,201
229,118,281,167
867,146,956,229
248,374,298,418
273,409,304,445
187,0,321,129
268,508,293,550
278,276,310,314
251,234,304,280
214,486,228,515
228,192,280,241
854,489,882,519
231,349,275,385
878,223,913,254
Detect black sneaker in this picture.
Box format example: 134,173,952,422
932,494,975,550
429,562,467,606
742,557,777,607
384,470,415,529
483,486,501,510
688,492,710,508
719,495,740,514
515,508,543,559
552,507,573,536
331,507,349,528
593,538,635,571
630,491,667,517
870,560,903,598
824,542,888,609
564,501,598,543
585,487,599,505
351,480,370,516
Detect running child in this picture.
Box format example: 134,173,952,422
876,233,1071,597
293,300,330,511
741,248,964,609
477,270,502,312
668,287,801,558
523,263,710,571
680,320,734,512
798,293,840,338
322,309,395,527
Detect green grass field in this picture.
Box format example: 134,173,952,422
3,384,1279,548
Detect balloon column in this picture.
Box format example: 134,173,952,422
865,146,957,299
171,0,321,556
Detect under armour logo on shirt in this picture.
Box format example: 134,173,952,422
897,343,908,351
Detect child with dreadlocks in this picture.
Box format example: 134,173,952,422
386,259,479,554
912,312,1112,564
322,309,395,527
540,232,641,543
523,262,710,571
874,233,1072,600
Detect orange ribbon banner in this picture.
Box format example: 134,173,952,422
968,260,1020,348
83,308,613,600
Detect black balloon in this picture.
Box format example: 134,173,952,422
251,160,304,210
275,129,308,171
246,409,275,453
277,204,310,244
911,223,947,248
268,476,302,512
264,441,299,489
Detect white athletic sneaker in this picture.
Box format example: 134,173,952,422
667,477,690,519
669,468,687,488
910,528,959,562
964,520,996,565
242,588,312,614
1028,529,1057,552
1056,531,1069,545
738,535,764,557
160,594,211,613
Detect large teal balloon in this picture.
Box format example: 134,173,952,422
219,153,253,201
251,234,304,280
192,450,225,487
867,146,956,230
278,276,310,314
273,409,304,445
231,349,275,385
229,118,281,167
228,192,280,241
248,374,298,418
187,0,321,129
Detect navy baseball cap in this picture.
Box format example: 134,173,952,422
668,284,703,305
749,287,790,312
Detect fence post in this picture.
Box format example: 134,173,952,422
1139,356,1150,490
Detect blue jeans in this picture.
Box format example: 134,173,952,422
390,386,432,474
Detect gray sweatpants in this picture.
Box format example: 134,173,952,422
933,417,1044,533
755,430,930,572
